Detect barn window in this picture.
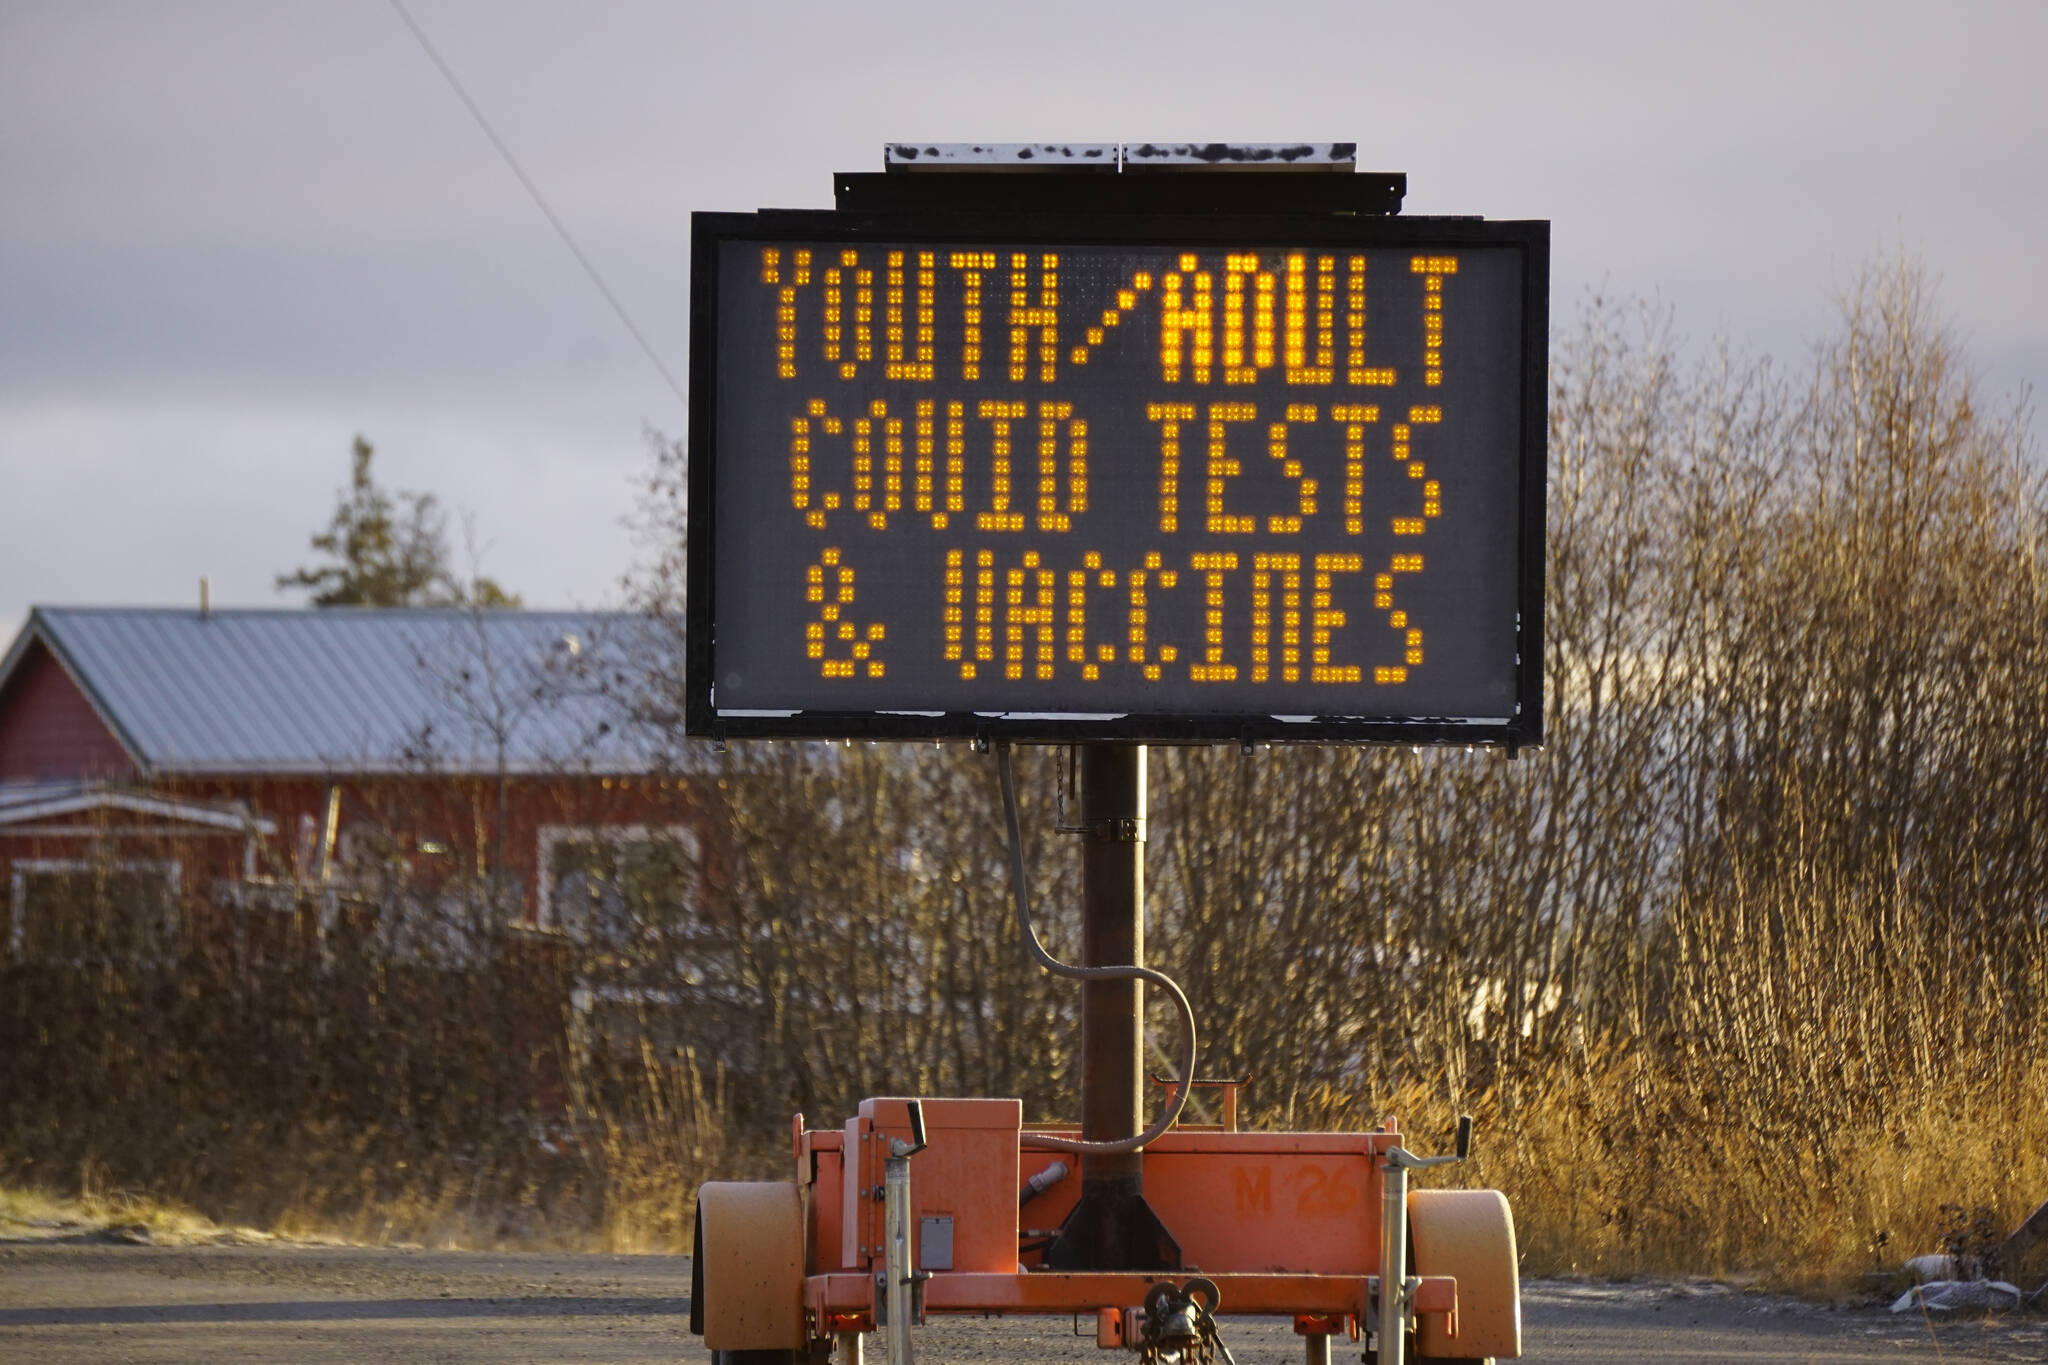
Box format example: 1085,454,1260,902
538,826,718,971
8,857,180,966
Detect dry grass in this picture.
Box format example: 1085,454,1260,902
0,966,743,1253
0,1113,731,1255
0,1178,284,1247
9,1052,2041,1284
1325,1056,2048,1293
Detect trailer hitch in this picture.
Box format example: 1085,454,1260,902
1138,1277,1235,1365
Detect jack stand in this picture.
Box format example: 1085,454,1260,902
882,1101,929,1365
1371,1116,1473,1365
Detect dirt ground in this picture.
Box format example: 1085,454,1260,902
1,1241,2044,1364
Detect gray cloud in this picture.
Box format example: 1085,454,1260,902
3,0,2042,633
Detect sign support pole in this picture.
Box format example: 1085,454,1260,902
1079,741,1146,1257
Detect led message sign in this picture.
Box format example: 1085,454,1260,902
686,213,1547,744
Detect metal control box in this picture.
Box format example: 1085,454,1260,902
841,1097,1021,1273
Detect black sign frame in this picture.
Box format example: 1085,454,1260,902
686,206,1548,748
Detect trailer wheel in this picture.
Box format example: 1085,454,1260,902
1408,1189,1520,1361
692,1181,808,1355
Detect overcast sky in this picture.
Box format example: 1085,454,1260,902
4,0,2043,637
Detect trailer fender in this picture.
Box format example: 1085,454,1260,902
1409,1188,1520,1360
693,1181,808,1352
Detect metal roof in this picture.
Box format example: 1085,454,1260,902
5,607,678,777
0,779,276,835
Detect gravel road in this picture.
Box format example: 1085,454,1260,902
2,1241,2043,1363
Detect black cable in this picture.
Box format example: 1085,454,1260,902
996,743,1195,1154
384,0,689,409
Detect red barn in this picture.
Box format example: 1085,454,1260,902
0,606,711,977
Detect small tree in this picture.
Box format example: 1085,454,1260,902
277,436,520,607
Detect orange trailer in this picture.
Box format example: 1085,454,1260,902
691,747,1523,1365
694,1094,1520,1364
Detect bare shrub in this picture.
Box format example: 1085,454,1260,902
0,790,735,1249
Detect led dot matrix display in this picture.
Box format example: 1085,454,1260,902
696,214,1545,744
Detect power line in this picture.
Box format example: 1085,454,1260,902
384,0,688,408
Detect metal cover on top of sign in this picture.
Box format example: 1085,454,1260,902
687,214,1546,744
